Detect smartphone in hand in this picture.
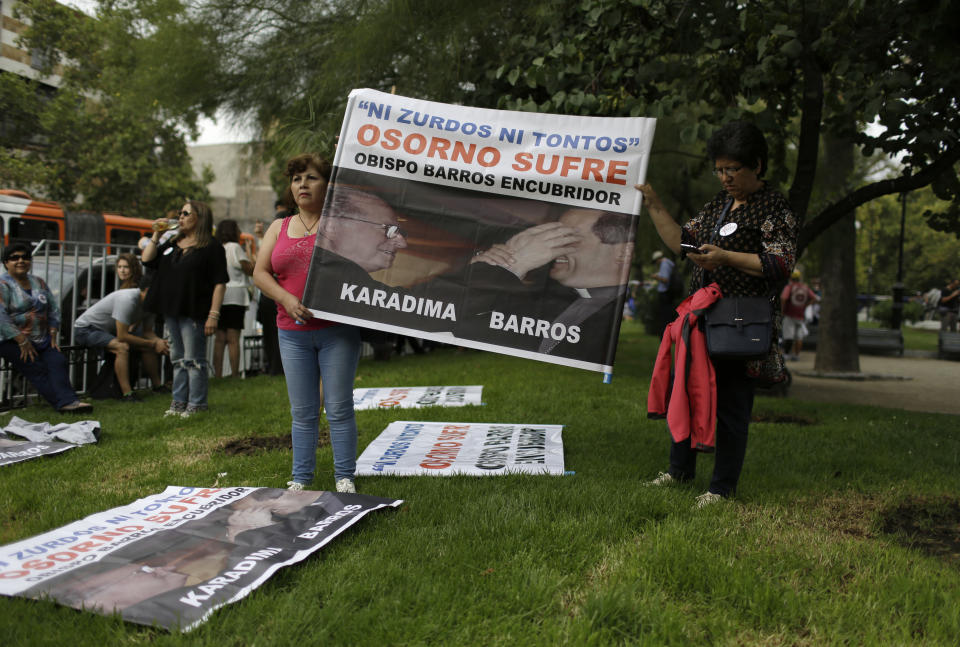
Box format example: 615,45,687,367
680,243,703,255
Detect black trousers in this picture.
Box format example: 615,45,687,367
257,295,284,376
668,358,755,497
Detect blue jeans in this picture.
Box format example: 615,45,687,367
0,339,79,409
167,316,209,407
278,325,361,483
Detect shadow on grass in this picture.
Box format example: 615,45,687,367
880,495,960,566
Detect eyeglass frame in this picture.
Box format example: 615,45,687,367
712,165,744,179
5,254,32,262
177,209,195,217
335,215,407,239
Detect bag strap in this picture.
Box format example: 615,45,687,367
700,198,734,288
708,198,734,245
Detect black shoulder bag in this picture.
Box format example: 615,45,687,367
700,200,773,359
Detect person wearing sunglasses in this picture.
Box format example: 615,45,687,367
142,200,228,418
254,153,364,494
0,243,93,413
636,120,798,508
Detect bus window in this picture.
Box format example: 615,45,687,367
9,217,60,249
109,228,143,251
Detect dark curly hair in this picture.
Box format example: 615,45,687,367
706,120,769,178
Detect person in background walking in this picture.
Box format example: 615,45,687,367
780,269,819,360
214,219,254,377
254,200,290,376
651,250,677,336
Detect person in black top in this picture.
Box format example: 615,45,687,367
142,201,228,417
637,120,798,508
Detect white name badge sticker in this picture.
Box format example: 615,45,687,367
719,222,738,237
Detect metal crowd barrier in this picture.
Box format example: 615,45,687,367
0,239,269,411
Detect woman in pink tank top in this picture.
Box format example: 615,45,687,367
253,153,362,494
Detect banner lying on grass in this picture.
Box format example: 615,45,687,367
302,88,656,375
353,385,483,410
356,421,564,476
0,486,402,631
0,436,76,466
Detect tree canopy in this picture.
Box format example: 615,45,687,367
161,0,960,249
5,0,958,247
0,0,214,218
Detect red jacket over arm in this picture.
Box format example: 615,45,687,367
647,284,723,451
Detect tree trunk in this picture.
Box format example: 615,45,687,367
814,212,860,372
814,134,859,372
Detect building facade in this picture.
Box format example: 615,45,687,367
188,143,278,235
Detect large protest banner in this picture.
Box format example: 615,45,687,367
302,88,656,374
356,421,564,476
0,486,401,631
353,385,483,410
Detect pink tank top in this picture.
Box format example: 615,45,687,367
271,217,334,331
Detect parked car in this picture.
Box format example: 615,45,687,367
30,255,119,343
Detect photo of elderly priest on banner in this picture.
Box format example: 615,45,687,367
299,88,655,375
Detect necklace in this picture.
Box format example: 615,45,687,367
297,213,320,236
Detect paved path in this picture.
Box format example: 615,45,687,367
783,351,960,416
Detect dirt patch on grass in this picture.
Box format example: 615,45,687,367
218,430,330,456
879,495,960,565
751,412,816,425
806,494,883,539
792,493,960,566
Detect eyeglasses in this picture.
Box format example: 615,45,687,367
337,215,407,239
6,254,31,262
178,210,195,217
713,165,743,179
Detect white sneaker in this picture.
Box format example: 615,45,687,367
181,404,206,418
164,402,186,417
335,478,356,494
694,492,724,509
646,471,676,486
286,481,305,492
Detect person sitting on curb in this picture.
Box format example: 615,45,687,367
73,277,170,401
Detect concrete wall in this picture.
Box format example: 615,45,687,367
188,143,279,236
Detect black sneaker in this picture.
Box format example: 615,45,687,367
120,392,141,403
151,384,171,394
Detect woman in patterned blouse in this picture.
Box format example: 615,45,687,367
0,242,93,413
637,120,798,508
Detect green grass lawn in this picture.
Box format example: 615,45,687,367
2,322,959,646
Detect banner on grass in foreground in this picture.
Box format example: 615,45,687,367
0,486,402,631
356,421,564,476
353,385,483,410
0,436,76,466
302,88,657,375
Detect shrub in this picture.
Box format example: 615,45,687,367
870,299,924,326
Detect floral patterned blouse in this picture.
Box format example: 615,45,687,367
681,184,798,382
0,273,61,343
